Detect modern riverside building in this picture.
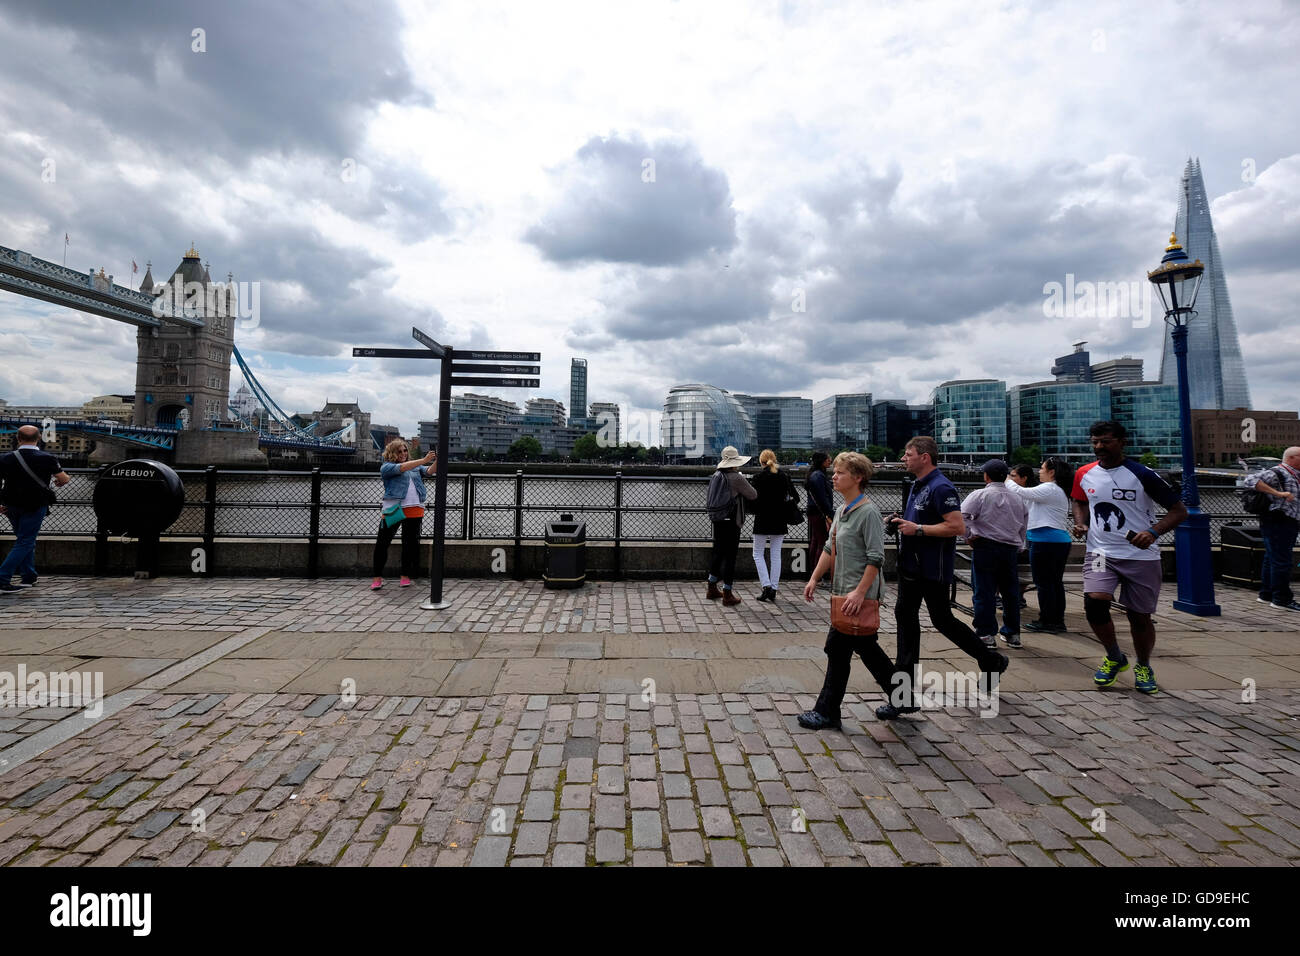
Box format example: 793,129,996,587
1110,383,1182,469
1051,342,1092,382
569,358,588,427
1007,381,1111,461
729,394,813,450
1191,409,1300,465
1157,158,1252,410
589,401,620,444
525,397,567,426
421,390,586,458
1090,357,1144,386
932,380,1008,465
872,400,933,456
755,406,782,449
813,393,873,450
662,384,755,462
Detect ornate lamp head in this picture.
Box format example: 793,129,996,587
1147,232,1204,327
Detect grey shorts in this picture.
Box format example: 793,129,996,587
1082,552,1163,614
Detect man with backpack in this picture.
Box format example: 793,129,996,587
0,425,71,594
1251,447,1300,612
706,445,757,606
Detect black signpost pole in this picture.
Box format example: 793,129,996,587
353,329,541,612
424,345,453,610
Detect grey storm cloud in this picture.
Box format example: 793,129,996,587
0,0,454,368
584,157,1193,393
524,134,738,266
0,0,430,158
0,0,450,243
604,262,773,342
215,224,448,358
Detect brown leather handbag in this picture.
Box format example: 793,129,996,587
830,594,880,636
829,502,880,636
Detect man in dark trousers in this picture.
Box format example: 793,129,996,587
882,436,1009,719
805,452,834,586
0,425,70,594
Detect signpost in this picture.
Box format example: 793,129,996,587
448,376,540,388
352,347,439,360
352,327,542,611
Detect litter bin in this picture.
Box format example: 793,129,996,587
92,459,185,578
544,513,586,589
1220,523,1265,589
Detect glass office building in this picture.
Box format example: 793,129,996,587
1157,159,1252,410
1008,381,1112,461
872,400,932,456
813,393,873,449
932,380,1008,465
1110,383,1182,469
732,394,813,449
569,358,588,426
662,384,755,462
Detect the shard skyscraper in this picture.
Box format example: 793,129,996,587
1158,158,1252,409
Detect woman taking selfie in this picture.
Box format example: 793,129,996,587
372,439,437,590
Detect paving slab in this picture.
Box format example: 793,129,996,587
282,659,453,696
158,657,315,694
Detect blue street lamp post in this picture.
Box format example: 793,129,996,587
1148,232,1220,616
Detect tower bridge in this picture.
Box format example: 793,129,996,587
0,243,370,464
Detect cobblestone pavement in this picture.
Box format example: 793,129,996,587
1,688,1298,867
1,577,1298,866
0,575,1290,635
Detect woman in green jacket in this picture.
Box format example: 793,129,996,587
798,452,897,730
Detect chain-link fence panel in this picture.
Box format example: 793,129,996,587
213,472,310,536
468,476,518,539
620,477,710,541
518,476,616,539
317,473,376,538
39,470,98,536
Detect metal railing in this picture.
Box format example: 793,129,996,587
31,467,1255,569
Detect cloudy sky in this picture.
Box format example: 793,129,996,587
1,0,1297,437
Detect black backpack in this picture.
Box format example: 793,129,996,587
1239,468,1278,517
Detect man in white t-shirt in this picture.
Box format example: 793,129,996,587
1071,421,1187,694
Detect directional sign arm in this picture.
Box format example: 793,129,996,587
354,347,440,359
457,350,540,362
450,363,540,375
449,376,540,388
412,327,446,357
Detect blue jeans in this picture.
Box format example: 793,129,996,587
1259,515,1298,606
0,505,47,583
972,540,1021,636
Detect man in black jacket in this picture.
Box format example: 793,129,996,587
805,452,834,587
0,425,70,593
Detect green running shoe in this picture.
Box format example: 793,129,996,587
1133,664,1159,694
1094,653,1129,687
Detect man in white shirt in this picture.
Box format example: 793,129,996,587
1071,421,1187,694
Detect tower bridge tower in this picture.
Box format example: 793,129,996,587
133,245,235,428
